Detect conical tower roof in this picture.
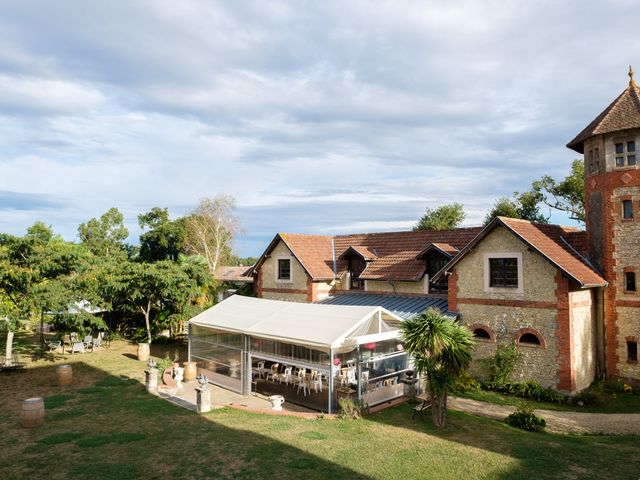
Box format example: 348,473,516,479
567,66,640,153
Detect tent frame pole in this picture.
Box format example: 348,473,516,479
328,349,334,414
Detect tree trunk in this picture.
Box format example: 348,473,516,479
431,393,448,428
5,329,14,366
141,301,152,344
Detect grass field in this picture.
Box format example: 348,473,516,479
455,384,640,414
1,333,639,479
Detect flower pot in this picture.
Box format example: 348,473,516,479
137,343,150,362
183,362,197,382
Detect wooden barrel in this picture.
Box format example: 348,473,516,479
56,364,73,386
183,362,197,382
137,343,150,362
21,397,44,428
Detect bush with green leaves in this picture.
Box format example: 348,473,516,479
489,343,522,385
481,380,565,404
505,402,546,432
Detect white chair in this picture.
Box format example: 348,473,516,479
297,373,311,396
279,366,293,385
266,363,280,382
71,342,85,354
361,371,370,393
311,372,323,393
256,361,267,378
346,367,357,385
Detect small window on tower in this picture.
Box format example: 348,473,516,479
628,155,637,166
615,140,638,167
617,156,626,167
623,200,634,219
628,341,638,363
625,271,636,292
616,142,624,154
627,141,636,152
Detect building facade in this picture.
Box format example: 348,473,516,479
240,70,640,392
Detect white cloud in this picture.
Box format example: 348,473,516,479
0,0,628,254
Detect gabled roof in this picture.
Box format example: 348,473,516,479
339,228,482,281
567,75,640,153
416,242,459,260
214,266,254,283
432,217,607,288
338,245,378,261
251,233,336,281
253,228,484,282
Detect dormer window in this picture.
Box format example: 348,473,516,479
615,141,636,167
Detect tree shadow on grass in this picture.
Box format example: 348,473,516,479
0,362,371,480
367,402,640,480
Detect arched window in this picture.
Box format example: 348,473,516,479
514,328,545,348
468,324,495,342
473,328,491,340
519,333,541,345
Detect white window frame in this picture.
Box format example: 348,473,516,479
483,252,523,294
275,256,293,283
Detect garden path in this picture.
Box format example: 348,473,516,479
448,396,640,435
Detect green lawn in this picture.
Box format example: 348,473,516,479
1,333,639,479
456,386,640,414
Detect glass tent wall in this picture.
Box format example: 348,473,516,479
189,324,408,412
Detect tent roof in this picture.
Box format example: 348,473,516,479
188,295,402,350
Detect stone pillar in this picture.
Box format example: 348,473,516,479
196,384,211,413
145,367,158,392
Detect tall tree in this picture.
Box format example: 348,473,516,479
401,309,475,428
78,207,129,257
138,207,186,262
123,261,196,343
413,203,466,231
484,191,548,225
530,159,585,222
184,195,239,274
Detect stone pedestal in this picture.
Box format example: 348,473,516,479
196,384,211,413
145,368,158,392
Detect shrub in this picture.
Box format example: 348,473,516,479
573,389,607,407
480,380,565,404
489,344,522,385
505,402,546,432
454,370,481,392
603,378,635,395
337,398,367,419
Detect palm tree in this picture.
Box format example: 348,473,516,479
401,308,475,428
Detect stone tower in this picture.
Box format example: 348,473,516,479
567,67,640,381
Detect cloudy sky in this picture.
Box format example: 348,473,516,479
0,1,638,256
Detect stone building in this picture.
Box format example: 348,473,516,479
238,69,640,392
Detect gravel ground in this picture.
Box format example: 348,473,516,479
448,396,640,435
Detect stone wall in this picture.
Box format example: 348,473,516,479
458,304,558,387
453,226,563,388
259,240,309,303
616,306,640,379
365,279,426,295
455,227,558,302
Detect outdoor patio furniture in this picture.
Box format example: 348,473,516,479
412,398,431,420
311,373,323,393
279,366,293,385
254,361,268,379
266,363,280,382
91,336,102,350
296,373,311,396
47,340,62,353
0,355,27,372
71,342,85,354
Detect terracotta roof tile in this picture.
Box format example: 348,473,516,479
214,266,254,283
334,228,483,281
497,217,605,287
567,81,640,153
338,245,379,261
279,233,336,280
